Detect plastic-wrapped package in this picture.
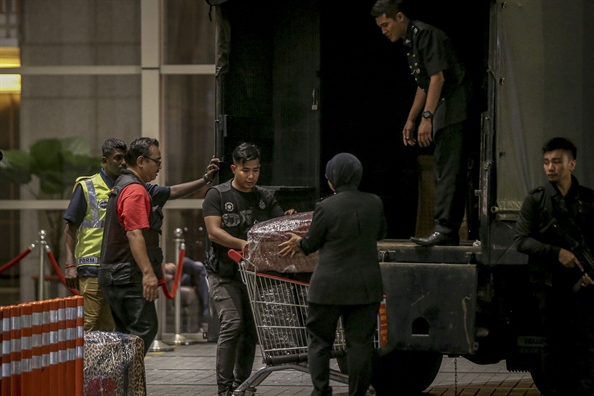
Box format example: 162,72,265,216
84,331,146,396
245,211,318,273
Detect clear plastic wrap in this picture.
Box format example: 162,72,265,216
245,211,318,273
84,331,146,396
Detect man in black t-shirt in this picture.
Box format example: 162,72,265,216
372,0,472,246
202,142,295,396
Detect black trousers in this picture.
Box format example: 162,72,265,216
534,285,594,396
102,283,158,356
433,121,468,236
307,302,380,396
208,272,258,393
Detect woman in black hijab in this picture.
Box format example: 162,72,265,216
279,153,387,396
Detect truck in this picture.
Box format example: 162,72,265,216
207,0,594,393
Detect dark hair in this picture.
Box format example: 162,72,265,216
370,0,407,19
542,137,577,160
125,137,160,166
232,142,261,166
102,138,127,157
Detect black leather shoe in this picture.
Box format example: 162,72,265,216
410,231,459,247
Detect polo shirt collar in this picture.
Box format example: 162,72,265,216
100,168,117,189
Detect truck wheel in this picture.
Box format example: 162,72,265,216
371,350,443,394
529,364,552,396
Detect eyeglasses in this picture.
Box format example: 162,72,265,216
143,156,162,167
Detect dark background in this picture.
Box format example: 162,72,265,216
218,0,490,238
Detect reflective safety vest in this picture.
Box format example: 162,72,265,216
74,173,110,272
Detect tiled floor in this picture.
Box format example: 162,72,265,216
144,338,541,396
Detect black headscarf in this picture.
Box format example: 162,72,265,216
325,153,363,190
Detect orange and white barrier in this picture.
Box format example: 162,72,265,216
377,296,388,347
0,296,83,396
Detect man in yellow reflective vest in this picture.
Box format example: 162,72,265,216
63,138,127,331
64,137,219,331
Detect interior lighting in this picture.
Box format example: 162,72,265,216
0,47,21,93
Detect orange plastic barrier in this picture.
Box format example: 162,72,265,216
10,305,20,396
2,306,11,395
49,299,58,396
20,304,32,396
31,302,43,396
74,297,84,396
65,297,76,396
0,296,84,396
377,296,388,347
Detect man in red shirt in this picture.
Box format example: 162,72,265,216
99,137,218,354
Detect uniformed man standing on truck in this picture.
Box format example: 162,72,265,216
371,0,472,246
515,137,594,395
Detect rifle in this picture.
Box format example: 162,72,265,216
540,217,594,279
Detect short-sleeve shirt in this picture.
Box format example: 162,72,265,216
403,20,470,130
117,184,152,231
63,169,114,227
203,185,284,240
63,170,170,227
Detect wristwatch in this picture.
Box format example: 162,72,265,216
422,110,434,119
203,173,213,185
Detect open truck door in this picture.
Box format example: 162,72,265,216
208,0,594,394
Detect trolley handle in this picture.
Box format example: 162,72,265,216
228,249,243,264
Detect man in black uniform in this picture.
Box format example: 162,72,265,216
371,0,471,246
515,137,594,395
202,142,295,396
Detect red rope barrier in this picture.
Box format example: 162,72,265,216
0,248,33,275
45,249,79,296
158,248,186,299
2,233,186,300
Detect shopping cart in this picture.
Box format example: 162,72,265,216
227,249,349,396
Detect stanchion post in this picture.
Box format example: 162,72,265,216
174,228,183,335
38,230,47,301
147,225,174,352
148,291,174,352
164,228,195,346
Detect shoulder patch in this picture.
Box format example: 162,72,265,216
529,186,544,194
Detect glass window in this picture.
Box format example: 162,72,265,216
20,75,141,151
162,74,215,188
163,0,215,65
21,0,140,66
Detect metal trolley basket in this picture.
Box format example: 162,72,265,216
227,250,349,395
